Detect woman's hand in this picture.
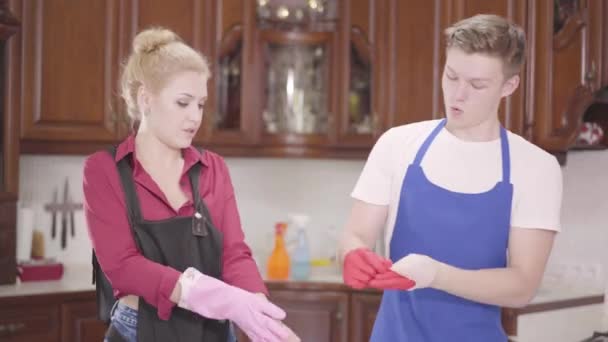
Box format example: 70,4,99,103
178,268,290,342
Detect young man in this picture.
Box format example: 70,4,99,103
340,14,562,341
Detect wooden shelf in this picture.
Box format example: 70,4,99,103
570,143,608,151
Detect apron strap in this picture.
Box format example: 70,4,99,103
112,148,145,233
499,127,511,183
107,146,144,250
413,119,447,166
187,149,215,237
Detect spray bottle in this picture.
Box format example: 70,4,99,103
289,214,311,281
267,222,290,280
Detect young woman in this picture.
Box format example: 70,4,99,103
84,27,298,342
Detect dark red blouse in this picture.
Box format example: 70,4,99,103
83,135,266,320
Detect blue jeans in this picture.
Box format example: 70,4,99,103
104,301,237,342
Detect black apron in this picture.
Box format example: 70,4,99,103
93,147,229,342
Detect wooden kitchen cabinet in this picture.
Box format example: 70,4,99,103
268,289,349,342
60,299,106,342
0,297,61,341
12,0,125,154
237,285,350,342
201,0,262,151
382,1,445,130
0,0,19,286
7,0,606,160
0,283,602,341
528,0,607,157
349,291,382,342
11,0,218,154
334,0,385,149
0,291,105,342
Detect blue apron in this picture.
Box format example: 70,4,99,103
370,119,512,341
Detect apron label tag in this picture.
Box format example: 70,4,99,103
192,213,208,237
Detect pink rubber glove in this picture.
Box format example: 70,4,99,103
178,267,290,342
368,270,416,290
343,248,392,289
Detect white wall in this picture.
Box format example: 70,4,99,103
17,150,608,286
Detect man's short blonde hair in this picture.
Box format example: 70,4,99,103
445,14,526,78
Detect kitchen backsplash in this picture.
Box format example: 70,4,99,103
17,150,608,286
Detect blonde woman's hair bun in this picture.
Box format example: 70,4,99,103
133,27,180,54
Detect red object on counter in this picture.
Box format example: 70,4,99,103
17,261,64,281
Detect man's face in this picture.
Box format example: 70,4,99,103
441,48,518,130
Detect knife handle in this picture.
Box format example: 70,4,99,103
70,212,75,237
51,213,56,238
61,216,67,249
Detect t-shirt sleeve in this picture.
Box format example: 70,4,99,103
511,155,563,232
351,129,394,205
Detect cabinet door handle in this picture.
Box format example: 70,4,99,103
8,322,25,333
335,311,343,320
0,322,26,335
585,61,597,83
372,112,380,134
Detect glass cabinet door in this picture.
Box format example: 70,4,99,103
346,40,372,135
215,34,244,133
255,0,339,148
335,0,382,148
261,32,332,138
196,0,255,148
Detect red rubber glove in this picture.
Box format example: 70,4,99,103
368,270,416,290
343,248,392,289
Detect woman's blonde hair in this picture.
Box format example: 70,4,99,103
445,14,526,78
120,27,211,122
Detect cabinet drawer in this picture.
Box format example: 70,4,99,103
0,304,60,341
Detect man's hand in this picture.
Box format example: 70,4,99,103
343,248,392,289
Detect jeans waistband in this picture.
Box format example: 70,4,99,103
111,301,138,328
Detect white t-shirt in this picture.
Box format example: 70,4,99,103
352,120,563,254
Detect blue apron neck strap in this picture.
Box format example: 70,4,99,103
413,119,446,166
499,126,511,183
413,119,511,183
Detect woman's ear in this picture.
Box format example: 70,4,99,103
501,75,520,97
136,85,150,116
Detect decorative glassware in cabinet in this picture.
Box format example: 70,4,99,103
256,0,338,144
262,38,329,135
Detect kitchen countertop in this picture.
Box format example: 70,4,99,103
0,264,604,311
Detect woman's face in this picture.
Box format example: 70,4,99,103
143,70,208,149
